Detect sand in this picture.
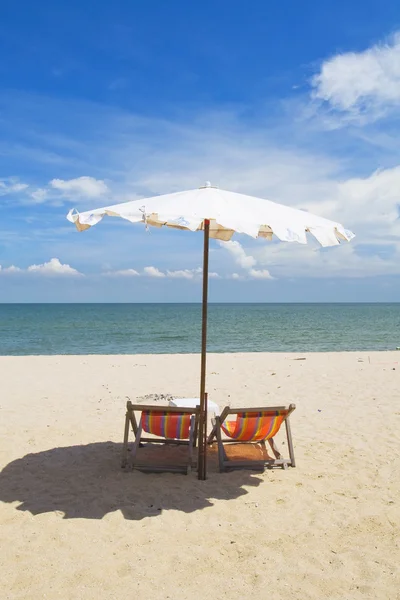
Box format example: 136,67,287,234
0,352,399,600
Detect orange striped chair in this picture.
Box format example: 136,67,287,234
207,404,296,472
121,401,199,474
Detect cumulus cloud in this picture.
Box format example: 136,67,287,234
27,258,82,276
0,258,82,276
248,268,273,280
143,266,166,278
50,176,109,198
311,32,400,121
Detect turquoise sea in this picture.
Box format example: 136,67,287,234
0,303,399,355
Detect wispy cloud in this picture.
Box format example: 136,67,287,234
30,188,48,203
219,240,273,280
253,238,400,278
166,269,198,279
104,268,140,277
0,178,29,196
0,265,22,274
102,266,222,280
50,176,109,198
220,241,256,269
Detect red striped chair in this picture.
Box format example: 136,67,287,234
208,404,296,472
121,401,199,474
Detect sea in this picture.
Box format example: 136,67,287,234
0,303,399,355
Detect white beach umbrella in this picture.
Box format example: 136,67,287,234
67,182,355,479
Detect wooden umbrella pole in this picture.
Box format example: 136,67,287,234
198,219,210,480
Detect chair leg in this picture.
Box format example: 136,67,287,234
285,417,296,467
215,418,227,472
268,437,282,460
129,412,138,436
207,419,217,444
193,415,199,448
260,439,268,459
128,419,143,471
187,415,195,474
121,414,130,468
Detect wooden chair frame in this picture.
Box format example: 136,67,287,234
207,404,296,472
121,401,200,474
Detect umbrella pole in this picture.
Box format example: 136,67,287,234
198,219,210,480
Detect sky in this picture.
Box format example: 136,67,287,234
1,0,400,302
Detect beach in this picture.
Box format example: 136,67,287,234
0,351,399,599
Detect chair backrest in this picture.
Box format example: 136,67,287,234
141,410,192,439
221,409,290,441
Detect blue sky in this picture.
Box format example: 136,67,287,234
1,0,400,302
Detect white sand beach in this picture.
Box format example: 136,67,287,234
0,352,399,599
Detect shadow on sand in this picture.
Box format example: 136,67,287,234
0,442,265,520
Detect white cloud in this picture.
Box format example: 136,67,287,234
101,266,218,279
0,258,82,276
27,258,82,276
50,176,109,198
297,165,400,242
219,240,256,269
229,273,241,280
248,268,273,280
0,179,29,196
143,266,166,278
144,266,214,279
166,267,216,279
311,32,400,121
0,265,22,274
30,188,48,203
166,269,195,279
103,268,139,277
254,240,400,279
219,240,272,279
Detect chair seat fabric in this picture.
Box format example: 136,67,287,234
142,411,192,439
221,411,285,441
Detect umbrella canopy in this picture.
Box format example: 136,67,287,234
67,182,355,480
67,182,354,247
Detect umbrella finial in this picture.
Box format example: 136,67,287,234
200,181,217,189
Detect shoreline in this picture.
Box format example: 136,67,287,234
1,349,399,357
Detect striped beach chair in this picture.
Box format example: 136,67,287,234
121,401,199,474
208,404,296,472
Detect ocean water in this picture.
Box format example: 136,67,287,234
0,303,399,355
